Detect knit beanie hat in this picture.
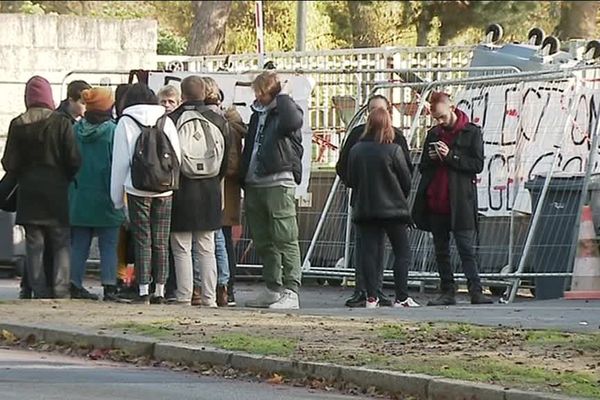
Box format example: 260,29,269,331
24,76,55,110
81,87,114,113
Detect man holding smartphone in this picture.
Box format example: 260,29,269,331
412,92,493,306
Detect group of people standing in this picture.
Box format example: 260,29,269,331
337,92,493,308
2,71,304,310
2,69,494,310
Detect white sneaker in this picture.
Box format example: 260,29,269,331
394,297,420,308
268,289,299,309
365,297,379,309
245,288,282,308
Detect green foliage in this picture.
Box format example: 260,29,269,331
0,1,585,54
157,28,188,55
113,321,175,338
378,324,406,340
211,333,296,357
19,1,45,15
225,1,296,54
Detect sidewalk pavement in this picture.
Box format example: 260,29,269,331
1,278,598,333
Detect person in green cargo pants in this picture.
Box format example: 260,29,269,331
239,71,304,310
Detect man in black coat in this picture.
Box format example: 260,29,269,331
412,92,492,306
2,76,81,299
336,95,413,307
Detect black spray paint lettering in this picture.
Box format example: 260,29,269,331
455,83,599,214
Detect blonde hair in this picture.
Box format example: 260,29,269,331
157,84,180,100
201,76,222,104
251,71,281,98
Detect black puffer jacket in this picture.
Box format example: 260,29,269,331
347,138,412,224
412,123,484,232
240,94,304,186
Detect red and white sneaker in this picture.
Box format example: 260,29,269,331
393,297,420,308
365,297,379,309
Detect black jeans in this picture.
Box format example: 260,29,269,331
222,226,236,288
24,225,70,299
353,228,385,294
357,222,411,300
429,214,482,293
165,250,177,296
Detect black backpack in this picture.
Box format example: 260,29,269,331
125,114,180,193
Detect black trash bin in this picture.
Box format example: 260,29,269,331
524,174,584,300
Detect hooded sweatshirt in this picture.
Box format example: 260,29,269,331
426,108,469,215
25,76,55,110
70,119,125,227
1,77,81,226
110,104,181,209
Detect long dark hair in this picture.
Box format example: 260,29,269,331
122,83,158,110
362,108,394,144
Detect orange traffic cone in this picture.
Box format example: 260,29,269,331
565,205,600,300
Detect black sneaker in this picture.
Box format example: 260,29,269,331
70,284,99,300
470,292,494,305
116,285,137,301
227,283,236,306
345,291,366,308
19,285,32,300
103,285,120,302
150,295,166,305
227,291,236,306
131,295,150,305
427,292,457,306
377,291,393,307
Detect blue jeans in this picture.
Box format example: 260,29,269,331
70,227,119,288
215,229,229,286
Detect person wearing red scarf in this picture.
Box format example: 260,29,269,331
412,92,493,306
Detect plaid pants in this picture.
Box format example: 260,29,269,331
128,195,173,285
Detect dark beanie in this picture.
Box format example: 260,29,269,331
25,76,55,110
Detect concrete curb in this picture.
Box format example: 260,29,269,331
0,322,582,400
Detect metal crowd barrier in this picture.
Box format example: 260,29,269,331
304,65,600,302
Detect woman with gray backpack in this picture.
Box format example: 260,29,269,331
168,76,230,308
110,83,181,305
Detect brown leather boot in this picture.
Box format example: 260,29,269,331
217,285,228,307
191,286,202,306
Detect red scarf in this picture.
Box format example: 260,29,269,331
426,109,469,215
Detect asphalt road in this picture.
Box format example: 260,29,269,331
0,348,367,400
1,278,599,333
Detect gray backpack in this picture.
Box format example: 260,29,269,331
176,107,225,179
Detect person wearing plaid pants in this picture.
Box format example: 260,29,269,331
128,195,173,295
110,84,181,304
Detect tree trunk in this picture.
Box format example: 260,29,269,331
415,5,434,46
554,0,599,41
347,1,379,48
439,23,460,46
187,1,233,55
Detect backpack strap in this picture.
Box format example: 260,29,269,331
123,113,168,129
122,114,146,128
156,114,167,131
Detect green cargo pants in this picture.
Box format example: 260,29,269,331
244,186,302,293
